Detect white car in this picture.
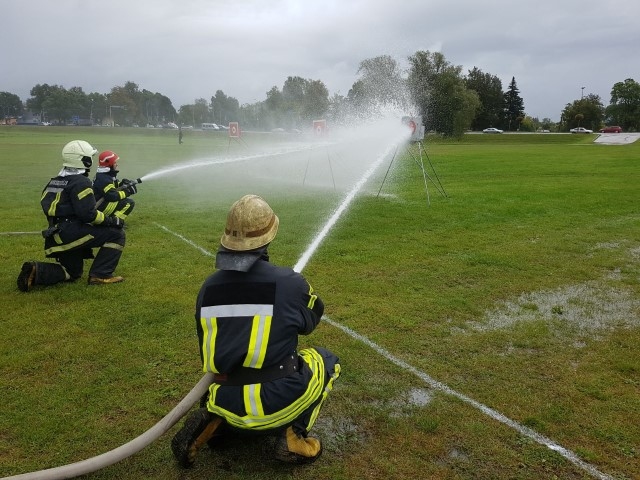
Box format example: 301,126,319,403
570,127,593,134
482,127,503,134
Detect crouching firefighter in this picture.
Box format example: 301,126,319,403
171,194,341,467
17,140,127,292
93,150,138,221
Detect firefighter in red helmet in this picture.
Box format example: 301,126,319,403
171,194,341,467
93,150,138,220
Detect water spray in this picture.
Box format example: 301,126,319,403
6,123,410,480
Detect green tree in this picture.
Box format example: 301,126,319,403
26,84,65,121
264,87,285,129
326,93,348,125
192,98,209,126
211,90,240,125
301,80,329,121
0,92,23,119
560,94,604,131
355,55,407,111
87,92,107,125
407,50,478,137
346,79,368,114
503,77,525,131
264,76,330,128
465,67,504,130
107,83,139,126
606,78,640,131
42,88,75,124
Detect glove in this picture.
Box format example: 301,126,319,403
122,182,137,196
104,216,125,229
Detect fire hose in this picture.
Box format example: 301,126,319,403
3,373,214,480
94,178,143,209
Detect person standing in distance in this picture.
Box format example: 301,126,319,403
17,140,126,292
171,194,341,467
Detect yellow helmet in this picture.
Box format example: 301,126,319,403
221,195,279,251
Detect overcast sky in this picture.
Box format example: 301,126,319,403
2,0,638,121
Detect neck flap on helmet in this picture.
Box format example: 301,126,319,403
215,246,269,272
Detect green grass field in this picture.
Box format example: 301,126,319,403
1,126,638,479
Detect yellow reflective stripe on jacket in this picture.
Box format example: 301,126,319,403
44,190,62,216
307,284,318,309
103,202,117,216
207,348,328,431
200,304,274,372
200,316,219,373
243,314,272,368
44,234,95,256
307,362,341,430
77,187,94,200
244,384,264,417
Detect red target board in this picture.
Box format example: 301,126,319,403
229,122,240,138
313,119,326,136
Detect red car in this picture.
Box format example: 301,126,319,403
599,126,622,133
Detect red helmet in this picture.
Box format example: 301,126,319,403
98,151,119,171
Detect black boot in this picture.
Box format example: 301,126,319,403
17,261,37,292
18,261,69,292
171,409,224,468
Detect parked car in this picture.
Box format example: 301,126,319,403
482,127,503,134
570,127,593,134
599,126,622,133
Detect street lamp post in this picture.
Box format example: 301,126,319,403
109,105,125,127
581,86,585,99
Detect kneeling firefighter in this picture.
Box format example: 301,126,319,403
171,194,341,467
93,150,138,220
17,140,126,292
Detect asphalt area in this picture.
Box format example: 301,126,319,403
593,132,640,144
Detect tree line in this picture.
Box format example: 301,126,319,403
1,51,638,136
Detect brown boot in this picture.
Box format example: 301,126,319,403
274,426,322,464
88,275,124,285
171,408,224,468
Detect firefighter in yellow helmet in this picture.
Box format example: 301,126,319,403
171,194,341,467
16,140,126,291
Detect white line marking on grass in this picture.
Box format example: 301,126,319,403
322,317,615,480
0,231,41,235
153,223,214,257
154,222,614,480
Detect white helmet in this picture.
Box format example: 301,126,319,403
61,140,97,169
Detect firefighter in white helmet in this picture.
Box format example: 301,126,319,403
93,150,138,220
171,194,341,467
17,140,127,292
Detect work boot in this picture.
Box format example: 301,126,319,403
171,408,224,468
88,275,124,285
17,261,37,292
274,426,322,464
